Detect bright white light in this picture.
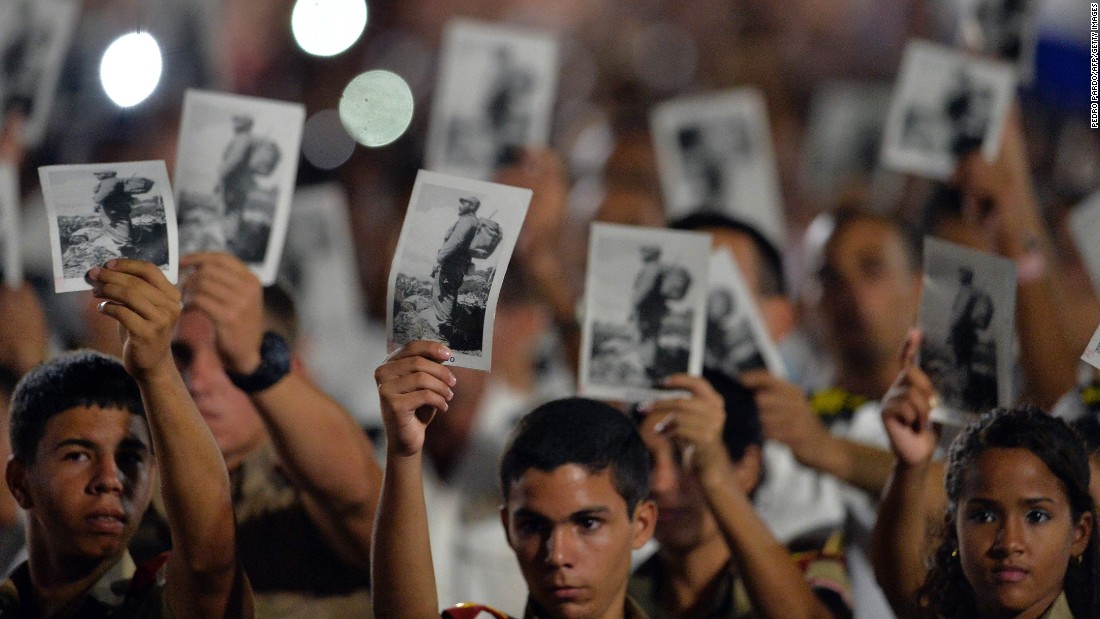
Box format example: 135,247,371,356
100,32,162,108
292,0,368,57
338,70,414,147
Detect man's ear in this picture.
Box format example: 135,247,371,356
630,499,657,550
499,505,516,550
6,458,32,509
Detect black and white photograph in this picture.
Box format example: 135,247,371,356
881,40,1016,181
0,163,20,287
0,0,79,147
579,223,710,402
1082,322,1100,372
425,18,559,181
174,89,305,285
706,248,786,378
39,160,178,293
959,0,1041,81
1068,189,1100,297
651,88,786,245
387,170,532,371
801,81,893,198
918,237,1016,425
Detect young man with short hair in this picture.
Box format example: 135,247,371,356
2,259,251,617
373,340,656,619
630,370,850,619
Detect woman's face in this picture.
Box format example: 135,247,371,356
955,447,1093,618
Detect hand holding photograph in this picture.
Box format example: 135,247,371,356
174,89,305,285
918,237,1016,425
39,160,178,293
386,170,532,371
651,88,786,246
881,40,1017,180
580,223,711,402
0,0,79,148
426,18,559,181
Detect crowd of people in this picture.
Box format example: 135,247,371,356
0,1,1099,618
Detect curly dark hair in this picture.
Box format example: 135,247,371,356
917,406,1099,618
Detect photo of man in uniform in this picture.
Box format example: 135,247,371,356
433,195,481,342
92,170,152,257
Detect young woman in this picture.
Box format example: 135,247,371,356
872,333,1099,619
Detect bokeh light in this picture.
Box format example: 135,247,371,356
99,32,163,108
302,109,357,169
291,0,368,57
338,70,414,147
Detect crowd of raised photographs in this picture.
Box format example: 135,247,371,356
1,1,1098,618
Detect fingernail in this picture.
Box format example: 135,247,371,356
446,388,454,401
105,259,118,269
97,300,110,313
440,347,452,359
653,412,675,433
636,400,653,413
84,267,100,284
448,372,457,386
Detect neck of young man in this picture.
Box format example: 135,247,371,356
28,537,124,616
658,532,732,617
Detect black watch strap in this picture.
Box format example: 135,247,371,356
227,331,292,393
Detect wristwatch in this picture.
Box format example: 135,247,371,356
227,331,292,393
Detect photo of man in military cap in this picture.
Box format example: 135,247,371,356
433,194,481,342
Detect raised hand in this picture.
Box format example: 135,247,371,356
639,374,728,476
86,259,181,380
739,370,828,465
179,252,264,375
374,340,456,457
880,329,939,467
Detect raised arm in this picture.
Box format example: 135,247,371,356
740,370,895,497
953,106,1076,409
870,331,945,619
372,340,456,619
180,251,382,569
87,259,250,619
643,375,840,619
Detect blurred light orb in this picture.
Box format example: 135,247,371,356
338,70,414,147
100,32,162,108
302,109,357,169
292,0,368,57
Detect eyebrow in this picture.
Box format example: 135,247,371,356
50,437,150,453
965,496,1057,507
513,506,614,521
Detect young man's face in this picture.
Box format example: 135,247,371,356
818,218,920,366
7,406,155,564
638,413,760,553
501,464,655,619
172,310,268,472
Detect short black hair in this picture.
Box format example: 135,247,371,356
669,212,787,297
702,368,764,465
9,350,146,462
499,398,651,514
